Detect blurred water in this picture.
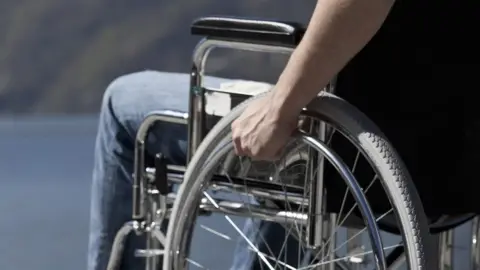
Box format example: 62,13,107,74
0,116,475,269
0,116,97,270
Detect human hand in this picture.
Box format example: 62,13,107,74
231,91,300,161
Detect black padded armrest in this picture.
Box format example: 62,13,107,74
191,16,305,47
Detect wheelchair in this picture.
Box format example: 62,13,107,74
107,16,480,270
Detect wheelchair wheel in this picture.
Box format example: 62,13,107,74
163,92,433,270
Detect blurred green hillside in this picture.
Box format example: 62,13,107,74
0,0,314,115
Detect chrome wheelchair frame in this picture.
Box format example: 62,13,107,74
107,16,480,270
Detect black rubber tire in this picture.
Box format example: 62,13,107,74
163,92,435,270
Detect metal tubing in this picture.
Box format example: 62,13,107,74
199,197,307,224
106,221,137,270
133,110,188,220
307,119,326,251
439,230,454,270
306,82,336,257
145,198,160,270
472,217,480,269
187,38,294,161
301,134,386,269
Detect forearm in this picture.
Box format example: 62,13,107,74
273,0,395,115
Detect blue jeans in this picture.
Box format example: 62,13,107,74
87,71,302,270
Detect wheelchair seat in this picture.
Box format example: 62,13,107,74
191,16,305,47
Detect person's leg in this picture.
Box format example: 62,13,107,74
86,70,301,270
87,71,234,269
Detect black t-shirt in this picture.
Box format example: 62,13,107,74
331,0,479,215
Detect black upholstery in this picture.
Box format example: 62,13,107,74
191,16,305,47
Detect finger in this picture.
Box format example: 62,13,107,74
233,136,245,156
231,123,244,156
233,135,253,157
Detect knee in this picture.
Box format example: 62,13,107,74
97,70,194,142
101,70,193,119
99,71,171,126
98,72,155,139
100,71,153,118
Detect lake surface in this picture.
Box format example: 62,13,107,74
0,116,475,269
0,116,97,270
